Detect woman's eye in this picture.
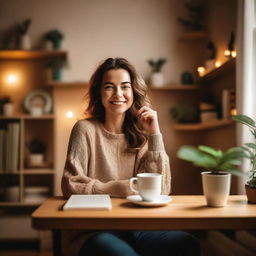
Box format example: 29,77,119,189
122,85,131,89
105,85,114,90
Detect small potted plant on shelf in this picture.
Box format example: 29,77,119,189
147,58,166,87
43,29,64,50
232,114,256,203
27,139,46,167
17,18,32,50
0,96,14,116
177,145,245,207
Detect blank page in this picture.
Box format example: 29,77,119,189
63,194,112,210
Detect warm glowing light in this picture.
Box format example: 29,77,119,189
231,108,237,116
231,51,237,58
215,61,221,68
66,111,74,118
197,66,205,77
7,74,18,84
224,50,231,57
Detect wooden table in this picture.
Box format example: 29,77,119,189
32,195,256,255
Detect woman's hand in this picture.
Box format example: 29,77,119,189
137,106,160,135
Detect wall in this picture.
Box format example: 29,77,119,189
0,0,238,196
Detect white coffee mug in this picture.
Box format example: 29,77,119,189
129,173,162,201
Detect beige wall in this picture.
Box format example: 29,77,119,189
0,0,238,196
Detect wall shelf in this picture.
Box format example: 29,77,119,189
46,81,88,88
0,50,66,60
0,114,55,120
178,31,208,40
22,169,54,174
197,58,236,82
174,119,234,131
149,84,198,90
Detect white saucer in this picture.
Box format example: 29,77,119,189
126,195,172,207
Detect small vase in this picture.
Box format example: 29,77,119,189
3,103,14,116
201,171,231,207
29,154,44,167
20,34,31,50
150,72,164,87
30,107,43,116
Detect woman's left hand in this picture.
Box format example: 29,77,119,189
137,106,160,135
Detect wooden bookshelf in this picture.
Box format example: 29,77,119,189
0,50,66,60
197,58,236,82
174,119,234,131
22,169,55,174
150,84,198,90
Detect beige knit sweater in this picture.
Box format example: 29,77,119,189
61,118,171,256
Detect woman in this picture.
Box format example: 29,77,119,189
62,57,201,256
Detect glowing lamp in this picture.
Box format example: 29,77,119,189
215,61,221,68
7,74,18,84
197,66,205,77
66,111,74,119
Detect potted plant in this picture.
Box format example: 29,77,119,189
17,18,32,50
232,114,256,203
0,96,13,116
177,145,244,207
27,139,46,167
46,59,67,81
147,58,166,87
43,29,64,50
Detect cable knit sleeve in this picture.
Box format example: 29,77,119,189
135,133,171,195
61,121,133,199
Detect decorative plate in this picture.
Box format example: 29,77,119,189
24,89,52,114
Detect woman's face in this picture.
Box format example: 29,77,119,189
101,69,134,117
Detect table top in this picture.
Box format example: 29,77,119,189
32,195,256,230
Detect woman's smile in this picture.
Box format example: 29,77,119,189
101,69,134,115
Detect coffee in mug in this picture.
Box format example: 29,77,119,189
129,173,162,201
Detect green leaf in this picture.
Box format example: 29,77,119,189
245,143,256,150
227,168,245,176
232,115,255,128
198,145,221,158
177,146,217,169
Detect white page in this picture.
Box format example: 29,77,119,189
63,194,112,210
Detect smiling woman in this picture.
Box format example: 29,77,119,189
61,57,201,256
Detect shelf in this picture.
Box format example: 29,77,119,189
179,31,208,40
0,50,66,60
0,114,55,120
197,58,236,82
0,172,19,175
174,119,234,131
46,81,89,88
22,169,54,174
0,201,41,207
149,84,198,90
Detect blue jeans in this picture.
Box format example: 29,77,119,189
78,231,201,256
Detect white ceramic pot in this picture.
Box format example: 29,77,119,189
30,107,43,116
201,171,231,207
150,72,164,87
3,103,14,116
29,154,44,167
20,34,31,50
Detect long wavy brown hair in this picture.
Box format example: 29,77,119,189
86,57,150,149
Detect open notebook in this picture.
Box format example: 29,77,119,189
63,194,112,210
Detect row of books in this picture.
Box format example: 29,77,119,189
0,122,20,173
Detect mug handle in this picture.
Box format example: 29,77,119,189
129,177,138,193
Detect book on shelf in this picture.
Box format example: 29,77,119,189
1,122,20,173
